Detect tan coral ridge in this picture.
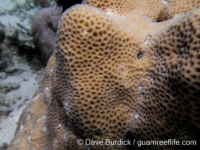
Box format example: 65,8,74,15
8,0,200,150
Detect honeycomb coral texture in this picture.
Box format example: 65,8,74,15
9,0,200,150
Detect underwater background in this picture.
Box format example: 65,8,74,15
0,0,58,148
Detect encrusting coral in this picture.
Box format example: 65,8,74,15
8,0,200,150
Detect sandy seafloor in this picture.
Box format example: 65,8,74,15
0,0,45,146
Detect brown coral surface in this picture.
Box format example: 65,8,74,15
8,0,200,150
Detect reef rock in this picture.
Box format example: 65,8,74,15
0,25,4,42
33,0,50,8
32,7,62,64
0,0,45,146
9,0,200,150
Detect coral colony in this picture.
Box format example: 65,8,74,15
9,0,200,150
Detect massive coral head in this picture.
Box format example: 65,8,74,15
8,0,200,150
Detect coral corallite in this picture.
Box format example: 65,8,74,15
8,0,200,150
